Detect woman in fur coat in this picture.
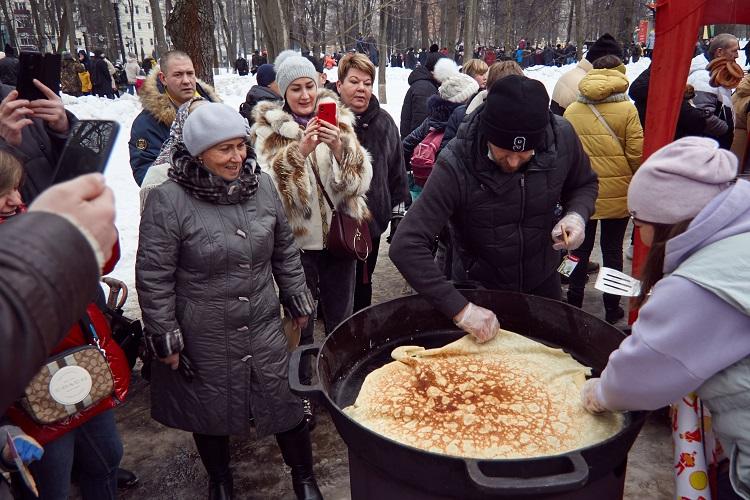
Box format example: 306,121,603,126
250,51,373,426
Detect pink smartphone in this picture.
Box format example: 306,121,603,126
317,102,337,126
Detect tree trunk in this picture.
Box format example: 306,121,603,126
255,0,289,59
247,0,255,51
0,0,18,50
419,0,429,48
166,0,215,83
64,0,76,53
217,0,236,64
377,0,387,103
574,0,583,60
463,0,477,55
445,0,457,57
27,0,45,51
237,0,247,56
149,0,169,56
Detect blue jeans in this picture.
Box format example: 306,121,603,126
19,410,123,500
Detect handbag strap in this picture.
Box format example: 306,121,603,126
309,156,335,211
78,311,104,353
587,104,624,153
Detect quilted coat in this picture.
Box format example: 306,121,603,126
564,68,643,219
136,167,313,437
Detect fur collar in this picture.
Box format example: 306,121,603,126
139,69,221,126
250,88,357,141
577,92,629,105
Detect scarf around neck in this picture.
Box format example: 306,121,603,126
167,144,259,205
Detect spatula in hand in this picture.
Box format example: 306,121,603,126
594,267,641,297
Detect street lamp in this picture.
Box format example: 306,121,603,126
112,0,126,62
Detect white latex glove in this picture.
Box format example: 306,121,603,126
453,303,499,343
551,212,586,251
581,378,608,414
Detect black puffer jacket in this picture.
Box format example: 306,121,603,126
399,66,439,138
0,85,76,203
354,95,411,236
390,105,598,318
240,84,282,128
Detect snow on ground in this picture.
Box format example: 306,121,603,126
63,59,656,314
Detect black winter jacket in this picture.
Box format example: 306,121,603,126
440,104,468,152
390,105,598,318
355,96,411,236
400,66,439,139
629,66,708,140
402,95,460,166
240,85,282,128
0,85,76,203
91,57,113,97
0,56,18,86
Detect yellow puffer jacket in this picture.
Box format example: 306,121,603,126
564,69,643,219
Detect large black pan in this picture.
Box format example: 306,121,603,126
290,291,646,498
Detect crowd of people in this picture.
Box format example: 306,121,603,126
1,28,750,500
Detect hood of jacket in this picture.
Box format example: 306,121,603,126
688,53,709,78
426,94,462,124
247,84,281,102
665,180,750,273
577,68,630,102
408,66,437,86
139,69,220,126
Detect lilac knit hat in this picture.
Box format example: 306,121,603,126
627,136,737,224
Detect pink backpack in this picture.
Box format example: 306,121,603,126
410,128,445,186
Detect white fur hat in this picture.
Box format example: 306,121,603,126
439,73,480,103
432,57,460,83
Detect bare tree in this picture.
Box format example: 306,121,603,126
149,0,169,56
255,0,289,59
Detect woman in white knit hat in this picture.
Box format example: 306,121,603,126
137,102,322,500
250,51,372,429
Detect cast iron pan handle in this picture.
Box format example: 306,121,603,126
465,452,589,495
288,344,324,398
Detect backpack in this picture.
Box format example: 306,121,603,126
410,127,445,186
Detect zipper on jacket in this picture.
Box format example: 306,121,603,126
518,173,526,291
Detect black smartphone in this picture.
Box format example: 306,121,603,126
17,52,61,100
52,120,120,184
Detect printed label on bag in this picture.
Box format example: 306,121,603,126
557,255,580,277
48,366,92,405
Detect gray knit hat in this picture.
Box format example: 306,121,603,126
439,73,479,103
182,103,249,156
275,50,319,99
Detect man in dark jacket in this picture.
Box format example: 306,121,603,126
91,49,114,99
234,56,249,76
239,63,281,128
0,46,19,86
129,50,219,185
336,53,410,311
251,50,262,74
0,81,76,202
390,76,597,342
400,51,443,139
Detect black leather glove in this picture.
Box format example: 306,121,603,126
386,215,403,244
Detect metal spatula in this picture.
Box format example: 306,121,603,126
594,267,642,297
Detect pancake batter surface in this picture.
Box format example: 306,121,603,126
344,330,622,459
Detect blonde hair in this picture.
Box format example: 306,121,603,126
0,150,23,196
462,58,489,78
487,61,524,87
338,53,376,82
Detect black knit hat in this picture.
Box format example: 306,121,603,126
480,75,549,152
586,33,622,62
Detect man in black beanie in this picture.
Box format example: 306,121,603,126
550,33,622,115
390,75,598,343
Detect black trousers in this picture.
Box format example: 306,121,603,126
353,236,381,313
567,217,629,310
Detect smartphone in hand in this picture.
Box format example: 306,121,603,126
17,52,61,101
52,120,120,184
317,101,337,126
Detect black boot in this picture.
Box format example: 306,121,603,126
193,433,233,500
275,420,323,500
117,467,139,489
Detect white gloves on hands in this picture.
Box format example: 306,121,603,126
581,378,608,414
552,212,586,251
454,303,499,344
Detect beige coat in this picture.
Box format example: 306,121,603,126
731,75,750,173
551,58,593,112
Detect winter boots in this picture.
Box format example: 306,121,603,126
275,420,323,500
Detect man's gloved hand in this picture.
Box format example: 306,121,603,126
386,215,403,244
453,303,499,343
551,212,586,251
581,378,608,414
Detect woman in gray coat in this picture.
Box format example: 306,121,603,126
136,103,322,500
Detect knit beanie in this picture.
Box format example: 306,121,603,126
628,137,737,224
585,33,622,63
275,50,319,98
480,75,549,152
256,64,276,87
182,103,249,156
439,73,479,103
